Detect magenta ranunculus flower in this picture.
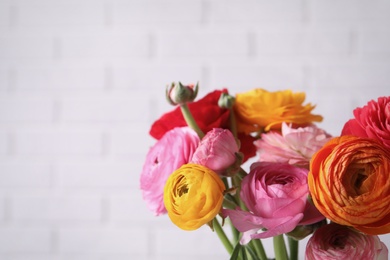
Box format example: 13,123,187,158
305,223,389,260
341,96,390,149
140,127,200,216
255,123,332,167
223,162,324,244
191,128,242,175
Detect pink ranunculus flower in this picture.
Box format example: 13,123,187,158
140,127,200,216
222,162,324,244
255,123,332,167
342,96,390,149
305,223,389,260
191,128,242,175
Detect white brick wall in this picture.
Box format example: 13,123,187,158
0,0,389,259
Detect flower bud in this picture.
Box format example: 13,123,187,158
191,128,241,176
218,92,235,109
166,82,198,105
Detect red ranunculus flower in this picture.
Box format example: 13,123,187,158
150,89,257,161
341,96,390,149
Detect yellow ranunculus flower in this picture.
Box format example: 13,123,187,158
234,88,323,133
163,163,225,231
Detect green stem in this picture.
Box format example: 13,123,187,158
180,103,204,138
288,237,298,260
228,218,240,244
213,217,233,254
228,107,238,139
273,235,288,260
249,239,267,260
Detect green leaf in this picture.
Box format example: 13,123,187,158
245,244,260,260
230,243,242,260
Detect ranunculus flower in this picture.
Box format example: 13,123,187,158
255,123,332,167
163,163,225,231
233,88,323,134
191,128,242,175
341,96,390,150
305,223,389,260
140,127,200,216
223,162,324,244
308,135,390,235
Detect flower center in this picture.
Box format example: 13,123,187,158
176,176,189,197
329,234,347,249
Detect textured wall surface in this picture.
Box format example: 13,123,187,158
0,0,389,259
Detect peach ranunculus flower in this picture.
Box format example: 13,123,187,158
233,88,323,134
255,122,332,167
308,135,390,235
163,163,225,231
305,223,389,260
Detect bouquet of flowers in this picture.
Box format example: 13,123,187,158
140,82,389,260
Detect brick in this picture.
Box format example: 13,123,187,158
0,4,10,27
15,130,103,156
210,0,304,22
110,126,155,158
155,226,227,257
0,197,5,222
61,33,150,58
159,31,248,57
0,35,53,59
18,2,105,27
112,64,203,90
0,130,8,155
0,227,51,253
58,227,148,254
112,0,202,24
0,162,51,187
57,161,136,188
359,31,390,55
12,195,102,222
311,63,390,88
0,95,54,122
305,87,357,136
254,30,351,56
312,0,390,22
211,64,305,90
61,95,149,123
16,64,106,90
0,68,9,91
108,190,163,223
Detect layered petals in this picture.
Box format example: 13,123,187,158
305,223,388,260
341,96,390,149
255,123,332,167
140,127,200,215
234,88,323,134
163,163,225,230
223,162,324,244
308,135,390,235
191,128,242,175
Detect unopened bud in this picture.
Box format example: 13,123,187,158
218,92,235,109
166,82,198,105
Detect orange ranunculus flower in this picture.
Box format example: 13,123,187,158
308,135,390,235
233,88,323,134
163,163,225,231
